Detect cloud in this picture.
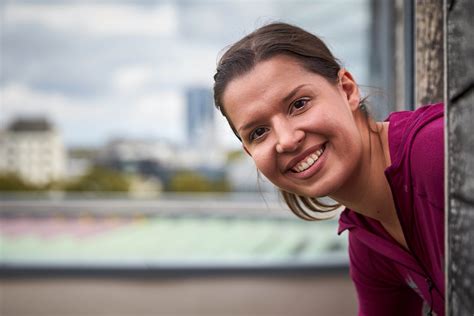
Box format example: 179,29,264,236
2,19,218,98
0,83,88,121
0,83,185,147
126,91,185,140
178,1,278,43
0,0,371,149
4,2,178,37
112,65,155,95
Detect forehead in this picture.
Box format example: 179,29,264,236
223,55,308,103
222,55,328,127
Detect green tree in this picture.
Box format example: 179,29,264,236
0,172,37,191
65,167,130,192
167,171,230,192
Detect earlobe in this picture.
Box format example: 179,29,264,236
338,69,360,111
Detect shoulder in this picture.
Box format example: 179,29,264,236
407,106,444,208
409,108,444,181
386,103,443,157
387,103,444,208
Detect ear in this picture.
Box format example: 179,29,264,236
243,144,252,157
338,69,360,112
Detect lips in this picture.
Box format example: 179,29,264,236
285,142,327,172
291,146,326,173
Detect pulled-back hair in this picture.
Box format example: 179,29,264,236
213,22,345,221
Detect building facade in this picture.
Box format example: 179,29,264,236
0,118,66,185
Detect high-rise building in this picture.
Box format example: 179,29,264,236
0,118,66,185
186,87,215,147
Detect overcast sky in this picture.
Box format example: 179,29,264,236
0,0,370,149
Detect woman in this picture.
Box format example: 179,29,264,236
213,23,444,316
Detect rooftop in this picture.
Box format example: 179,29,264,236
7,118,54,132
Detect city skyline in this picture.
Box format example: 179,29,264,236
1,0,371,149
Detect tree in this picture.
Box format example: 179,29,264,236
65,167,130,192
166,171,230,192
0,172,36,191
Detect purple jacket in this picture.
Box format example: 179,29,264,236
338,104,445,316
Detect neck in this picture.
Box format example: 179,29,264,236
330,120,396,225
329,118,410,251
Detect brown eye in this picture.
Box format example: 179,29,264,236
292,99,308,111
249,127,268,141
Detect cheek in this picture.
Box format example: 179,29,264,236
322,108,360,142
331,127,364,180
250,147,277,179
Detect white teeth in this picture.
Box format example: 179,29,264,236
292,146,325,173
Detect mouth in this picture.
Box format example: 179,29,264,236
288,143,327,173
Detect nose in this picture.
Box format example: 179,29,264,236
274,118,304,153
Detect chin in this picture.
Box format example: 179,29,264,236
285,177,345,199
280,185,326,198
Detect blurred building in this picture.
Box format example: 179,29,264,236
95,138,177,184
96,137,228,186
97,138,178,168
225,152,274,192
66,147,97,179
0,118,66,185
186,87,215,148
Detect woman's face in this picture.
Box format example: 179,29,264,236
222,55,364,198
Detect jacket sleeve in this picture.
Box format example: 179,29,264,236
348,233,423,316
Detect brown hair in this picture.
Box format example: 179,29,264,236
213,22,348,220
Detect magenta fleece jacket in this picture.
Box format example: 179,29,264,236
338,103,445,316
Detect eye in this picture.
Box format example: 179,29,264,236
290,98,309,113
249,127,268,142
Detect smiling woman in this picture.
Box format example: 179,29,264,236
222,56,364,202
213,23,445,316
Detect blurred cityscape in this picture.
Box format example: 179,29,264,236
0,86,269,196
0,85,346,267
0,0,382,273
0,2,376,314
0,0,378,277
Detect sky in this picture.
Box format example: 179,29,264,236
0,0,370,149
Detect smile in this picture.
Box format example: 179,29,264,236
291,144,326,173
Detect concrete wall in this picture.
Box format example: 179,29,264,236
446,0,474,315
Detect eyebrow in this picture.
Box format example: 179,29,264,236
282,84,308,104
238,84,309,134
